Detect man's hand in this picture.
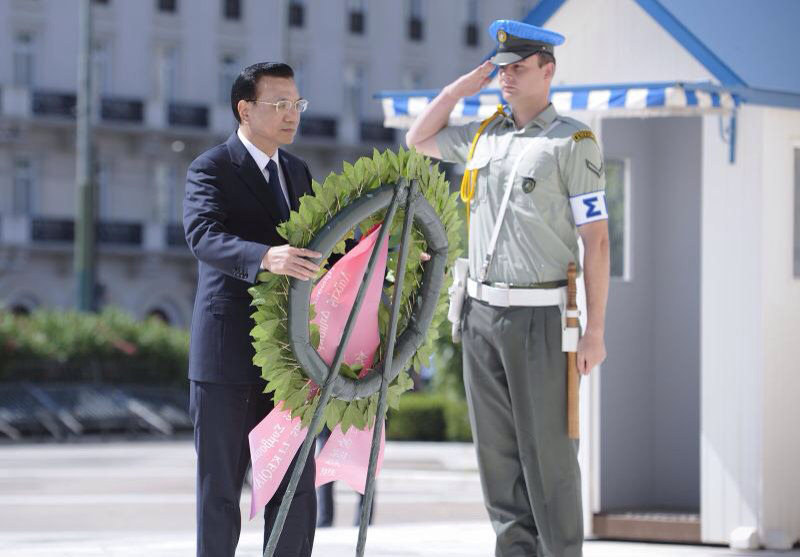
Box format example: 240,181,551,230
406,61,494,158
443,61,495,99
261,246,321,281
577,330,606,375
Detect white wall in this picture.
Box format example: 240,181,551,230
545,0,714,86
3,0,533,316
701,103,800,550
700,106,764,544
759,107,800,547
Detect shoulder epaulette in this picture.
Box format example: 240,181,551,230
572,130,596,142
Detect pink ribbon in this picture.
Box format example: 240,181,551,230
316,424,385,494
249,226,388,518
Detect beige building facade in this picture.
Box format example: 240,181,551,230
0,0,533,325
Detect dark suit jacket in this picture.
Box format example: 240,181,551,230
183,132,312,384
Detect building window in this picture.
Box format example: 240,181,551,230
348,0,365,34
95,161,112,220
288,0,304,28
291,59,306,94
605,159,628,279
794,148,800,277
402,69,425,90
345,65,365,122
9,304,33,316
219,54,239,105
168,166,182,223
465,0,479,47
13,32,35,87
92,40,112,96
157,45,179,100
147,308,171,324
155,163,182,224
158,0,177,13
407,0,423,41
223,0,241,20
12,158,35,216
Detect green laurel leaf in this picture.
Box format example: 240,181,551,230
250,148,462,431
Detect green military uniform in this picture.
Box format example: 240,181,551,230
439,103,605,285
433,21,607,557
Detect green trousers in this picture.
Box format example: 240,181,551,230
462,298,583,557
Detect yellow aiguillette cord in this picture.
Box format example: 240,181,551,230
460,104,506,237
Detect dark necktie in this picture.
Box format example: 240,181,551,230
266,159,290,221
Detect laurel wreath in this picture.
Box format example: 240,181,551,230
247,148,462,433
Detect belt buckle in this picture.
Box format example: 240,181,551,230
493,282,511,307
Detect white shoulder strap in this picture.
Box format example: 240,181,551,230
478,118,561,283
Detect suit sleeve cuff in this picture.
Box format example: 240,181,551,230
243,242,270,284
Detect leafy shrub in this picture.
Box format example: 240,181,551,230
443,398,472,442
0,308,188,385
386,391,472,442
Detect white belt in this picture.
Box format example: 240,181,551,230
467,278,564,308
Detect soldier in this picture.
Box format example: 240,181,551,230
407,20,609,557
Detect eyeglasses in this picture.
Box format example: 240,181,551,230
248,99,309,113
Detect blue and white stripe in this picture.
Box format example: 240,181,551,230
377,82,739,129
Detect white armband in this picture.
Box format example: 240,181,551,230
570,190,608,226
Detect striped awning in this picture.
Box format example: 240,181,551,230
376,81,739,129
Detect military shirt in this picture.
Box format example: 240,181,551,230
435,103,606,285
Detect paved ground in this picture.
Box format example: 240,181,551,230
0,439,797,556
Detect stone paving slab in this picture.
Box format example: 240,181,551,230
1,523,798,557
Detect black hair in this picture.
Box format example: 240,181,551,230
230,62,295,123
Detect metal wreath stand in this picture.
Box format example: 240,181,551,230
263,179,449,557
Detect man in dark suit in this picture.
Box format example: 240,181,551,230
183,62,321,557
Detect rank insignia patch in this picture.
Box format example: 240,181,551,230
522,177,536,193
497,29,507,43
572,130,596,142
585,159,604,178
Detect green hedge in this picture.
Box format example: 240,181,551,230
0,309,189,385
443,398,472,442
0,309,476,440
387,392,472,442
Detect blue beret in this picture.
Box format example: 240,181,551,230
488,20,565,65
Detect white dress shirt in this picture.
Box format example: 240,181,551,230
236,128,291,208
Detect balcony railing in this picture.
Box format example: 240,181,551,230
360,121,395,143
30,91,148,124
31,91,77,118
31,218,74,242
165,223,187,248
97,222,143,246
299,116,337,139
29,218,143,247
101,97,144,123
167,102,209,128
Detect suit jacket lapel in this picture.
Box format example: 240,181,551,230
226,133,286,225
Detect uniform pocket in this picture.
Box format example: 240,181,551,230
515,153,565,219
517,154,557,197
464,152,492,205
